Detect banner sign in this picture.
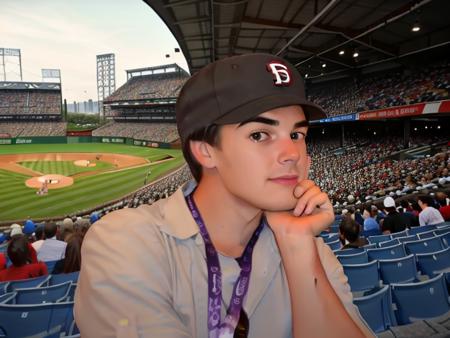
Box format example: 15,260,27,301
358,103,425,120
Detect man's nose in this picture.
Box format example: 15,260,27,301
277,138,300,164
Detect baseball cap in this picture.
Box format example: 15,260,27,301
176,53,326,143
383,196,396,208
23,219,36,235
10,224,23,237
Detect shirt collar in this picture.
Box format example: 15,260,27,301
160,180,200,240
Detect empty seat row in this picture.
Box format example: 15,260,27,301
0,271,79,296
354,273,450,333
341,247,450,291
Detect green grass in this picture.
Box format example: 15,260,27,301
19,160,114,176
0,143,184,221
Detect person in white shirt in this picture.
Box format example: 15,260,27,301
37,223,67,262
418,195,445,226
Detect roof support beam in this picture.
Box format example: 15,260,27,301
276,0,340,56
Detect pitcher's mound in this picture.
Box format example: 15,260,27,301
26,174,74,189
74,160,96,167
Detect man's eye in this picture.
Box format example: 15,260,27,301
291,132,305,140
250,132,269,142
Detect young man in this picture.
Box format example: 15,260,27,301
75,54,373,337
417,194,445,226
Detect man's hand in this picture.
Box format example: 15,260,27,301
265,157,334,237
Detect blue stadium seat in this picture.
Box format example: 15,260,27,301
368,234,392,245
323,233,340,243
362,243,377,249
0,282,8,296
326,239,341,251
0,301,76,338
440,231,450,248
66,283,77,302
329,225,339,233
378,238,400,248
47,301,76,337
408,225,437,236
6,275,50,292
353,285,397,333
15,281,72,304
378,255,418,284
417,229,437,240
434,228,450,236
367,243,406,261
391,274,450,325
337,251,368,265
362,228,382,238
334,247,365,256
404,237,444,255
396,235,417,243
0,292,16,304
416,247,450,278
45,260,63,274
49,271,79,286
342,261,380,293
390,229,409,239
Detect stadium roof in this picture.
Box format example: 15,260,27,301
144,0,450,80
0,81,61,91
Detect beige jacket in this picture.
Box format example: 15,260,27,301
75,181,374,337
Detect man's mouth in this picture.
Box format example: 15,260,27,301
269,175,299,186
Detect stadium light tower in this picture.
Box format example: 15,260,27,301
96,53,116,119
0,48,23,81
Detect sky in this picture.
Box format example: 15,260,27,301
0,0,188,102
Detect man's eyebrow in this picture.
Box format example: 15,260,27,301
237,117,309,129
294,120,309,129
238,117,278,127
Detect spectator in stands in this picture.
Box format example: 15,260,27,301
0,253,6,271
381,197,408,234
23,219,36,241
399,200,419,227
362,207,381,237
76,54,372,337
53,233,83,274
417,195,445,226
59,218,75,242
435,191,450,221
339,216,368,249
0,235,47,282
37,223,67,262
31,224,45,252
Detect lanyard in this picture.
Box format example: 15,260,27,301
186,194,264,338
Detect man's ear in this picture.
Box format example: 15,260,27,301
189,140,216,169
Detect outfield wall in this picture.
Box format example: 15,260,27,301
0,136,172,149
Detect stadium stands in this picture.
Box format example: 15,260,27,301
307,60,450,118
0,90,61,115
104,75,186,102
0,122,66,137
92,122,178,143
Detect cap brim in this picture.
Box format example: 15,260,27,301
214,94,326,124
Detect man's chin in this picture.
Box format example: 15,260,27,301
262,196,297,212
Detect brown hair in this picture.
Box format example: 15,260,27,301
181,124,221,182
63,234,83,273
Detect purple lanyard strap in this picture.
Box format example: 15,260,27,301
186,194,264,338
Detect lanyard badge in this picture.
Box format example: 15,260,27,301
186,194,264,338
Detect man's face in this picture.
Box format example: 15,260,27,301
206,105,309,211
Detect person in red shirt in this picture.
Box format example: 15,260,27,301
0,253,6,271
0,235,47,282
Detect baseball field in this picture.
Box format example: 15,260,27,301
0,143,185,222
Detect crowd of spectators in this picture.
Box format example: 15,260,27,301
0,217,92,282
104,75,187,102
0,122,67,137
92,122,178,143
308,134,450,206
307,59,450,117
0,90,61,115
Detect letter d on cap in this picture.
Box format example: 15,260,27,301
267,62,291,86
